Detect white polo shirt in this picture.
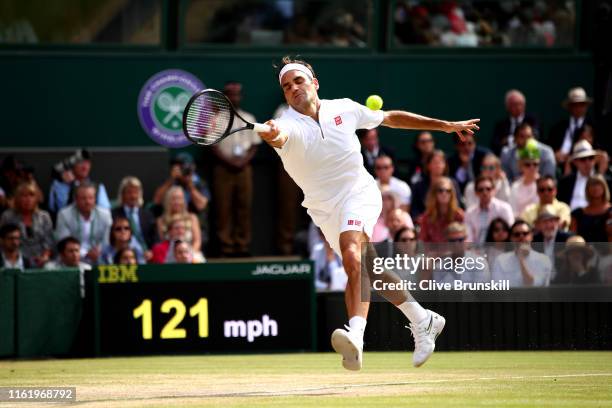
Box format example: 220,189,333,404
377,176,412,206
274,99,384,212
492,250,552,287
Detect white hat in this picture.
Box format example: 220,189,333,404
536,204,561,222
570,140,598,161
562,87,593,108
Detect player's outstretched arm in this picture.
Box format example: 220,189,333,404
257,120,288,149
381,110,480,140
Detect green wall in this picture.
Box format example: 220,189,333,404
0,52,593,157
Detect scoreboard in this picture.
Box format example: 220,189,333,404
92,262,315,355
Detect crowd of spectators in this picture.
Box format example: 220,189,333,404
394,1,576,47
1,84,610,292
352,85,611,291
0,147,210,271
187,0,579,49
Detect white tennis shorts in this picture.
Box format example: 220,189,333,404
307,183,382,258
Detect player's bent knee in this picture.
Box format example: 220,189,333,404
341,248,361,277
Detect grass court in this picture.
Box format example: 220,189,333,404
1,351,611,407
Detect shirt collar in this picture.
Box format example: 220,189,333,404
286,100,325,121
3,252,24,269
124,205,138,215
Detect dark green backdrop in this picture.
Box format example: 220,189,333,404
0,52,593,157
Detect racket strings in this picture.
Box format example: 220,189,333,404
184,92,233,145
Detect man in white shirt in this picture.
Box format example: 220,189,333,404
465,176,514,243
492,220,551,287
45,236,91,297
374,155,411,212
257,56,480,370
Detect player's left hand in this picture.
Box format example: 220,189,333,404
445,119,480,141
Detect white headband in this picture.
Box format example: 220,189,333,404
278,63,313,85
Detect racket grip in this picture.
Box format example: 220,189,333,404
253,123,272,133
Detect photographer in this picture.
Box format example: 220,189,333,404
152,152,209,214
48,157,75,217
48,149,111,217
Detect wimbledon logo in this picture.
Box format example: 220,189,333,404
137,69,204,148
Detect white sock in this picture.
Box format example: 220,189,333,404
348,316,367,334
397,301,428,324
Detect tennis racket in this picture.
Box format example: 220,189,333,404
182,88,272,146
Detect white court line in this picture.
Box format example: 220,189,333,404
59,373,612,405
245,373,612,396
52,373,612,406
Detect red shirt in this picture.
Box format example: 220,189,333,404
151,240,170,264
418,208,464,243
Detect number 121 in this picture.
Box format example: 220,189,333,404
132,298,208,340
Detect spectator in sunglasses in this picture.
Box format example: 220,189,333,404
520,175,571,231
100,217,145,265
492,220,551,287
418,177,464,243
501,123,556,182
465,176,514,243
560,125,609,177
463,153,511,209
558,140,612,210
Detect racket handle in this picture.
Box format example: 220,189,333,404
253,123,272,133
253,122,282,143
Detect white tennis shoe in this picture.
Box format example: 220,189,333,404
331,326,363,371
409,309,446,367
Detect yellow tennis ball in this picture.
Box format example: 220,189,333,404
366,95,383,110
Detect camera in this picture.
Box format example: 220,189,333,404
180,162,195,177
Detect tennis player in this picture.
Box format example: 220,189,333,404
258,57,480,370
